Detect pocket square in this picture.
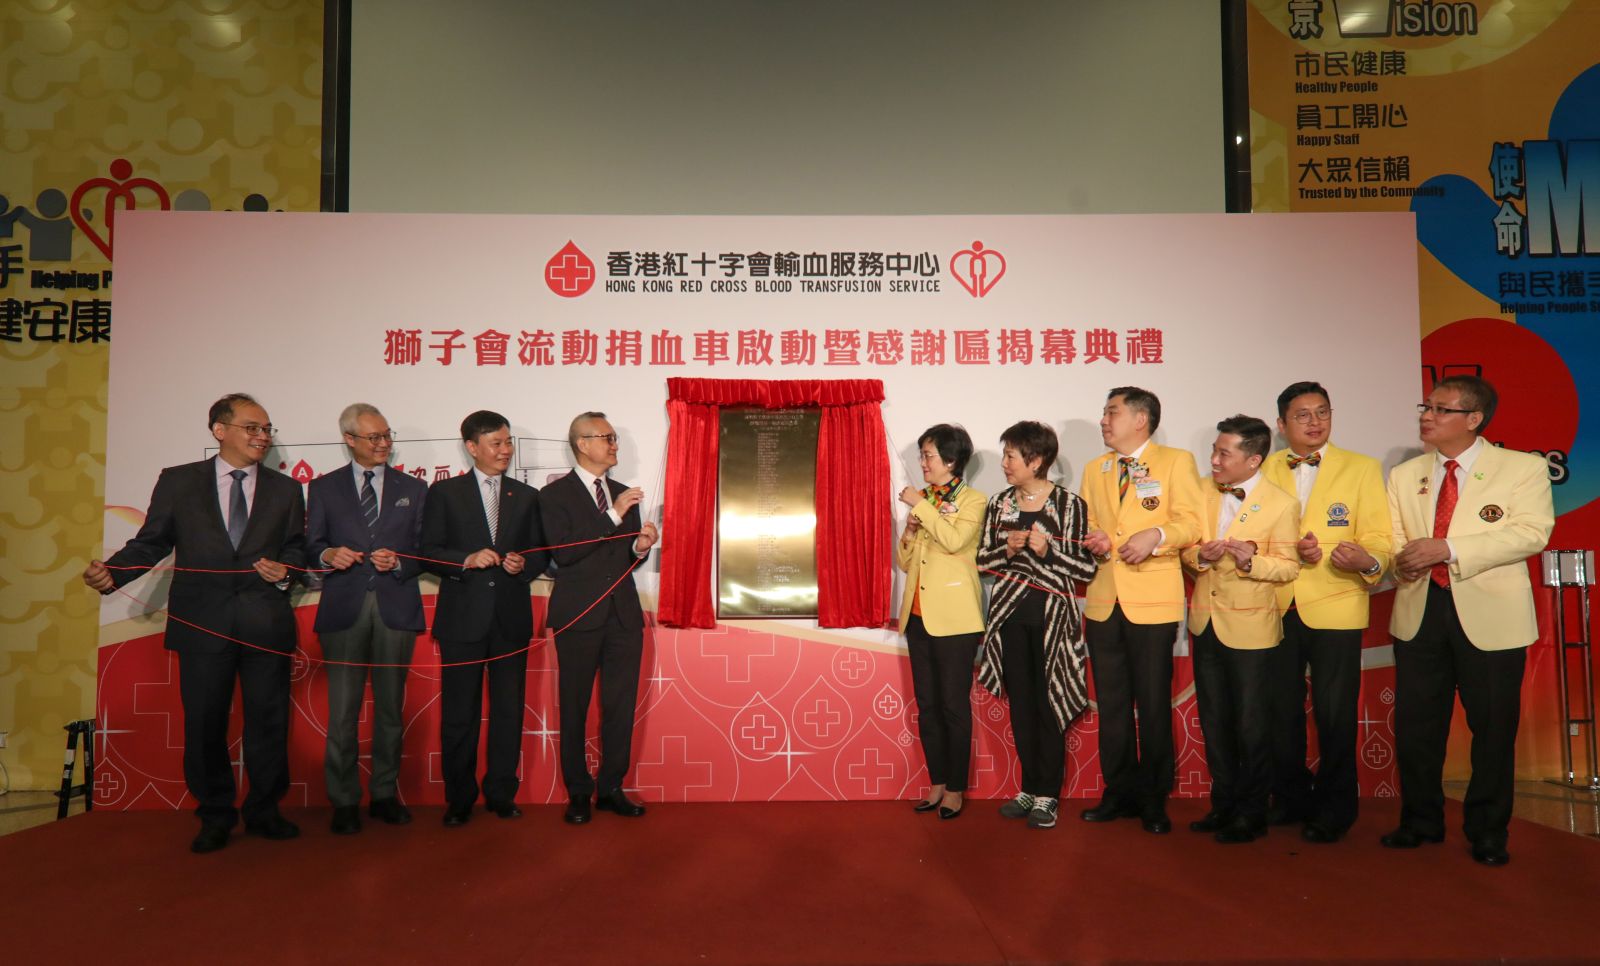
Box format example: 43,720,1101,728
394,497,411,507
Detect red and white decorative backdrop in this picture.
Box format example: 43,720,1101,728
94,212,1423,808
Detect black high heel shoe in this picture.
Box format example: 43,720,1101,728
938,804,963,820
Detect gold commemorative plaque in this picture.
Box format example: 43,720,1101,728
717,408,820,618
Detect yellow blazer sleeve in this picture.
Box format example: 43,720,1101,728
1352,456,1393,585
894,524,914,573
910,491,985,556
1156,450,1206,556
1452,455,1554,581
1243,496,1301,584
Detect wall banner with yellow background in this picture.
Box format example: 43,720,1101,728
1248,0,1600,777
0,0,324,789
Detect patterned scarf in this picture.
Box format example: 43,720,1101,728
923,477,963,506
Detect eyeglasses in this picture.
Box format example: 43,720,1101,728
1289,407,1332,425
581,433,619,445
1416,403,1477,417
346,431,396,444
221,422,276,438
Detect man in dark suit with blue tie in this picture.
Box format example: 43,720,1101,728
542,411,659,825
83,393,307,854
306,403,428,835
419,410,550,827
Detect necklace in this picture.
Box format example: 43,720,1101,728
1018,484,1051,501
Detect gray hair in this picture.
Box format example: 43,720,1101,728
568,411,607,457
338,402,384,436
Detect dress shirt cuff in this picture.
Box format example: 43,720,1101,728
1445,538,1458,564
608,508,622,527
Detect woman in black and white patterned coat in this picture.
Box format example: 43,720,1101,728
977,420,1097,830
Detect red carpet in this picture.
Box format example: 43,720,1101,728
8,798,1599,964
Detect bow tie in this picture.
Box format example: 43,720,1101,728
1216,483,1246,500
1287,452,1322,468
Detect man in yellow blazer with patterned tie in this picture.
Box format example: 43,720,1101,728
1079,387,1205,834
1263,381,1392,844
1182,415,1300,844
1383,375,1553,867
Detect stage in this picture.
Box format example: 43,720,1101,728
8,796,1598,964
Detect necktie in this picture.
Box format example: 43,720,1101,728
1430,459,1459,587
594,476,609,512
1216,482,1246,500
1287,452,1322,468
360,469,378,542
227,469,248,550
485,476,499,544
1117,457,1134,502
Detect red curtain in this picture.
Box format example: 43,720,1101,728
659,378,892,629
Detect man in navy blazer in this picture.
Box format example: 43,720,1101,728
420,410,550,826
306,403,427,835
542,411,659,825
84,393,306,854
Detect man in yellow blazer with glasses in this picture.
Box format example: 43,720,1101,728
1079,386,1205,835
1383,375,1553,867
1182,414,1300,844
1262,381,1392,844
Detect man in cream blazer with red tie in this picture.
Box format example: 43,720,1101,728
1079,387,1205,834
1182,415,1300,844
1263,381,1392,843
1383,375,1553,867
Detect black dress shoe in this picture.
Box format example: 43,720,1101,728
912,799,940,813
1140,806,1172,835
369,798,413,825
595,790,646,817
563,798,592,825
1265,802,1306,827
1189,810,1230,833
244,813,301,841
190,824,230,854
1379,826,1444,849
486,800,523,819
331,805,361,836
1080,799,1139,823
1215,816,1266,844
938,804,963,820
442,804,472,828
1471,837,1510,867
1301,821,1344,844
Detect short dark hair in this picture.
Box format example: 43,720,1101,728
1276,381,1330,419
207,393,257,428
1216,414,1272,461
1108,386,1161,433
999,421,1057,480
460,409,509,443
917,423,974,477
1436,374,1498,432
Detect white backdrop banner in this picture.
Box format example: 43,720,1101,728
93,212,1420,807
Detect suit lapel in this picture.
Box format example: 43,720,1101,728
1204,483,1221,541
1303,445,1336,513
201,459,230,541
239,469,280,552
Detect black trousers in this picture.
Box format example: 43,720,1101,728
438,623,529,808
1267,609,1363,830
1085,605,1177,808
1394,582,1527,843
556,602,644,799
905,615,981,792
1191,625,1274,821
996,620,1065,798
177,645,291,828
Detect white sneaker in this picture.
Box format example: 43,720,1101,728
1027,797,1060,829
998,792,1037,819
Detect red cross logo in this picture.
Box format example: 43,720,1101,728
545,240,596,298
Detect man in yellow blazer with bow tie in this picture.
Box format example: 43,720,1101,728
1182,415,1300,844
1262,381,1392,844
1383,375,1553,867
1079,387,1205,835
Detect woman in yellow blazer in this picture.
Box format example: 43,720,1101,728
896,424,985,820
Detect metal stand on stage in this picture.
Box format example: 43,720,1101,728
1541,550,1600,792
55,718,95,819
